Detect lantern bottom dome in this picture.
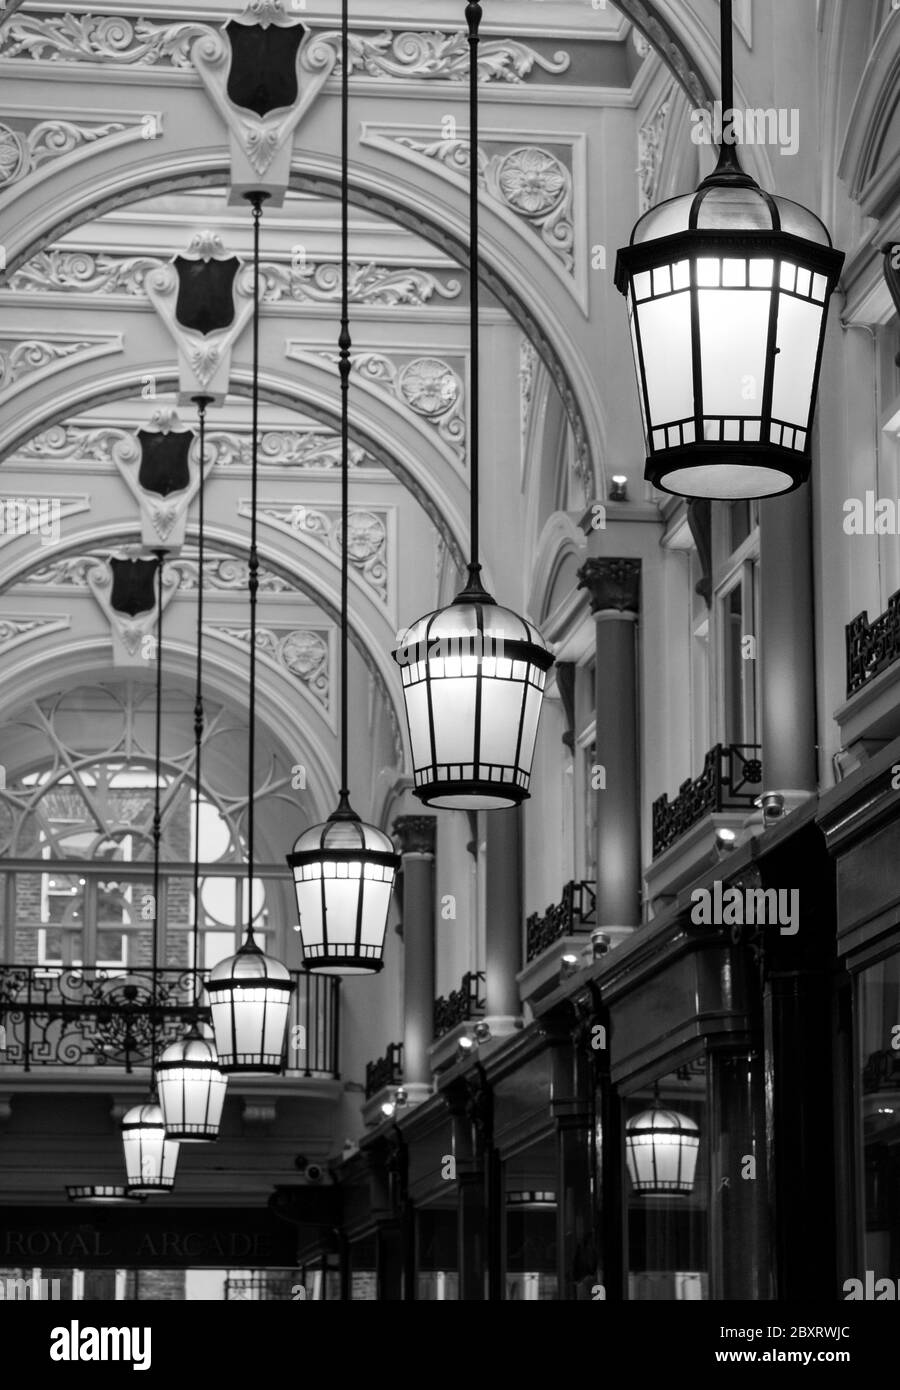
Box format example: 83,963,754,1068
648,445,806,500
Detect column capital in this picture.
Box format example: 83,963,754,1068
577,558,641,615
391,814,437,857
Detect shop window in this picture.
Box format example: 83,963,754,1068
503,1135,558,1300
348,1237,377,1301
714,503,759,747
857,954,900,1282
624,1060,709,1300
416,1206,458,1300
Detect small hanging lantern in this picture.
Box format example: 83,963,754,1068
121,1102,180,1194
287,796,399,974
156,1025,227,1138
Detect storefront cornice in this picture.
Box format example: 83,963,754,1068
818,734,900,851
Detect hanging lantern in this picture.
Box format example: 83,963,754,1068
287,796,399,974
614,0,843,500
121,1102,179,1194
205,934,294,1072
393,585,553,809
625,1099,700,1194
156,1025,227,1139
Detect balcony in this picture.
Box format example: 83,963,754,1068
365,1041,403,1100
652,744,762,857
836,591,900,761
433,971,486,1041
526,880,596,963
0,965,340,1078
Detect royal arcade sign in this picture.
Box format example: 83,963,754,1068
0,1208,297,1267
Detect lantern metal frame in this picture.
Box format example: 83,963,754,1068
66,1185,146,1204
285,0,399,975
614,0,844,501
390,0,553,808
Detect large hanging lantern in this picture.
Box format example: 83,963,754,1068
121,1103,179,1194
625,1098,700,1195
393,586,553,809
614,0,843,500
205,934,294,1072
287,796,399,974
391,1,553,807
157,1025,227,1138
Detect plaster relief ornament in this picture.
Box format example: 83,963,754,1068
144,232,253,405
84,551,179,669
110,408,214,554
191,0,335,206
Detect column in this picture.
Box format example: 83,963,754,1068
576,558,641,944
392,815,437,1104
758,490,816,807
484,807,523,1032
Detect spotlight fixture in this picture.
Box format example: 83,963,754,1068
207,193,295,1069
560,952,580,981
473,1021,491,1044
391,0,554,809
286,0,399,973
394,1086,408,1107
714,827,737,857
614,0,844,500
755,791,785,822
456,1035,476,1062
381,1100,396,1119
591,929,611,959
609,475,628,502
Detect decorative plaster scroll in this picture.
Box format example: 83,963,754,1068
257,260,463,306
312,29,570,84
208,428,375,470
252,501,388,605
0,615,70,649
24,547,294,594
394,136,574,273
19,424,128,464
638,88,673,213
318,350,466,463
0,338,90,389
0,119,126,187
212,625,331,710
7,250,164,295
8,251,463,308
0,14,213,67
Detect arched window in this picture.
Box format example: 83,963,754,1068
0,683,298,969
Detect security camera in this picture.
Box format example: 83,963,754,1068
305,1163,324,1184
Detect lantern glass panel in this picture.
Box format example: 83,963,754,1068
771,293,823,427
698,286,770,417
637,292,693,426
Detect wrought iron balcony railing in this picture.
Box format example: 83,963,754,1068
0,965,340,1078
652,743,763,857
846,591,900,696
433,971,485,1041
525,880,597,963
365,1041,403,1099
